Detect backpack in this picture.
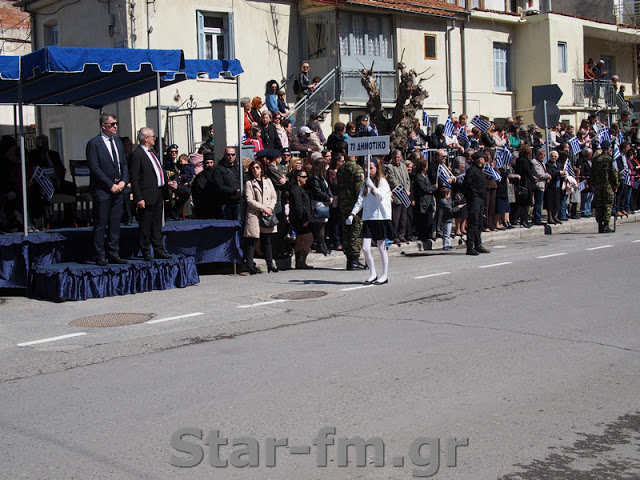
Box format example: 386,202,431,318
293,79,301,95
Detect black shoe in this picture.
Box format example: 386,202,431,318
346,258,366,270
602,224,612,233
466,248,479,256
532,220,544,226
598,222,604,233
107,256,128,264
267,263,279,273
364,277,377,285
96,257,108,266
143,253,152,261
373,278,388,285
154,252,171,259
520,221,531,229
476,245,491,253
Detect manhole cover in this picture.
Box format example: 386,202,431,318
69,313,154,328
271,290,327,300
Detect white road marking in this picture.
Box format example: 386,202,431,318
478,262,512,269
633,239,640,243
414,271,451,280
237,299,289,309
341,285,375,291
537,253,568,259
146,312,204,324
18,332,87,347
493,246,507,249
586,245,613,251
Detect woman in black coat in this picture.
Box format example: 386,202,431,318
544,150,565,224
308,158,333,255
258,112,283,151
413,158,437,244
512,144,534,228
428,124,447,149
289,170,314,269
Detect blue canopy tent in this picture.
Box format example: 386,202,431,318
0,47,244,235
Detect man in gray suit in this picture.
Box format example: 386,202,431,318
386,149,411,242
86,113,128,265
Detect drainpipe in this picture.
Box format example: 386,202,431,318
447,19,455,117
461,20,467,115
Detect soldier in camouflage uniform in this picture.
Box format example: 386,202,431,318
337,155,367,270
591,140,619,233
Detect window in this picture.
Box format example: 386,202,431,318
44,23,59,46
557,42,567,73
424,34,436,59
197,12,234,60
338,13,392,59
493,43,510,91
304,16,326,59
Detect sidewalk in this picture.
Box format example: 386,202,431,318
304,213,640,267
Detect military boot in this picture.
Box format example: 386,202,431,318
346,255,366,270
602,223,612,233
598,222,604,233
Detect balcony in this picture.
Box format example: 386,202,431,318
572,79,617,109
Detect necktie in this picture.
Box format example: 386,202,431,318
109,137,120,177
149,149,165,186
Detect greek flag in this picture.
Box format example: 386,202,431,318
621,169,632,186
443,116,455,138
482,163,502,181
495,146,512,169
576,180,587,192
564,159,575,178
392,184,411,209
471,115,491,133
597,128,612,143
613,144,621,162
32,166,55,201
457,126,468,143
437,163,452,188
569,136,582,155
619,132,625,143
422,110,428,126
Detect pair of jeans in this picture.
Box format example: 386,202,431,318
624,183,633,211
581,191,593,216
442,221,452,248
559,194,568,220
533,190,545,223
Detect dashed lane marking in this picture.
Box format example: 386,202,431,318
414,272,451,280
537,253,568,259
478,262,512,269
18,332,87,347
586,245,613,251
146,312,205,324
237,299,289,309
341,285,375,291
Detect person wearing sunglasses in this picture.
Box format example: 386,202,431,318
289,170,314,269
213,147,242,220
86,112,128,266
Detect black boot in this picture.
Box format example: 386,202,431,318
602,223,612,233
598,222,604,233
299,252,313,269
346,255,366,270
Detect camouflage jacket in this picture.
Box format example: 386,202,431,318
337,159,364,211
591,152,619,193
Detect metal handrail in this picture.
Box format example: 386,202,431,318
289,66,338,130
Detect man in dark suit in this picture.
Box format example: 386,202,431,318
128,127,175,261
86,113,128,265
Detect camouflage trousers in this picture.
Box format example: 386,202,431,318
340,208,362,257
593,189,614,225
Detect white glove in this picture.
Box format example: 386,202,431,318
365,178,375,189
345,215,353,225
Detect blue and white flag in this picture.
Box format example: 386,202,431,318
32,166,54,201
471,115,491,133
613,144,622,163
569,136,582,155
392,185,412,209
576,180,587,193
495,146,513,169
437,163,452,188
443,116,455,138
457,126,468,143
597,128,612,143
482,163,502,181
422,110,428,126
619,131,625,144
621,169,632,186
564,159,575,178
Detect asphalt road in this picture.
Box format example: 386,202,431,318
1,221,639,479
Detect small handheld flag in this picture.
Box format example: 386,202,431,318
422,110,428,127
564,159,575,178
32,166,54,201
471,115,491,133
576,180,587,192
457,126,468,143
437,163,452,188
621,169,632,186
569,136,582,155
495,146,513,169
482,163,502,181
597,128,612,143
443,116,455,138
392,185,412,209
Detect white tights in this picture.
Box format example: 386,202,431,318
362,238,389,282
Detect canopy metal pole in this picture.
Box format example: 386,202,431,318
237,74,243,221
18,62,28,237
156,71,165,227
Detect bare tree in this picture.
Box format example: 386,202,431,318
358,55,431,152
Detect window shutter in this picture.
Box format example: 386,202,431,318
197,11,205,59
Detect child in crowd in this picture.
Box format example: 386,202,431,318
177,154,195,185
437,187,462,251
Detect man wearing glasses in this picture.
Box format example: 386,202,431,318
86,113,128,266
213,146,242,220
129,127,174,261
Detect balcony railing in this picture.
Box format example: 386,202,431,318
573,79,617,109
614,1,640,25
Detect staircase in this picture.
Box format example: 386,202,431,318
289,67,338,129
